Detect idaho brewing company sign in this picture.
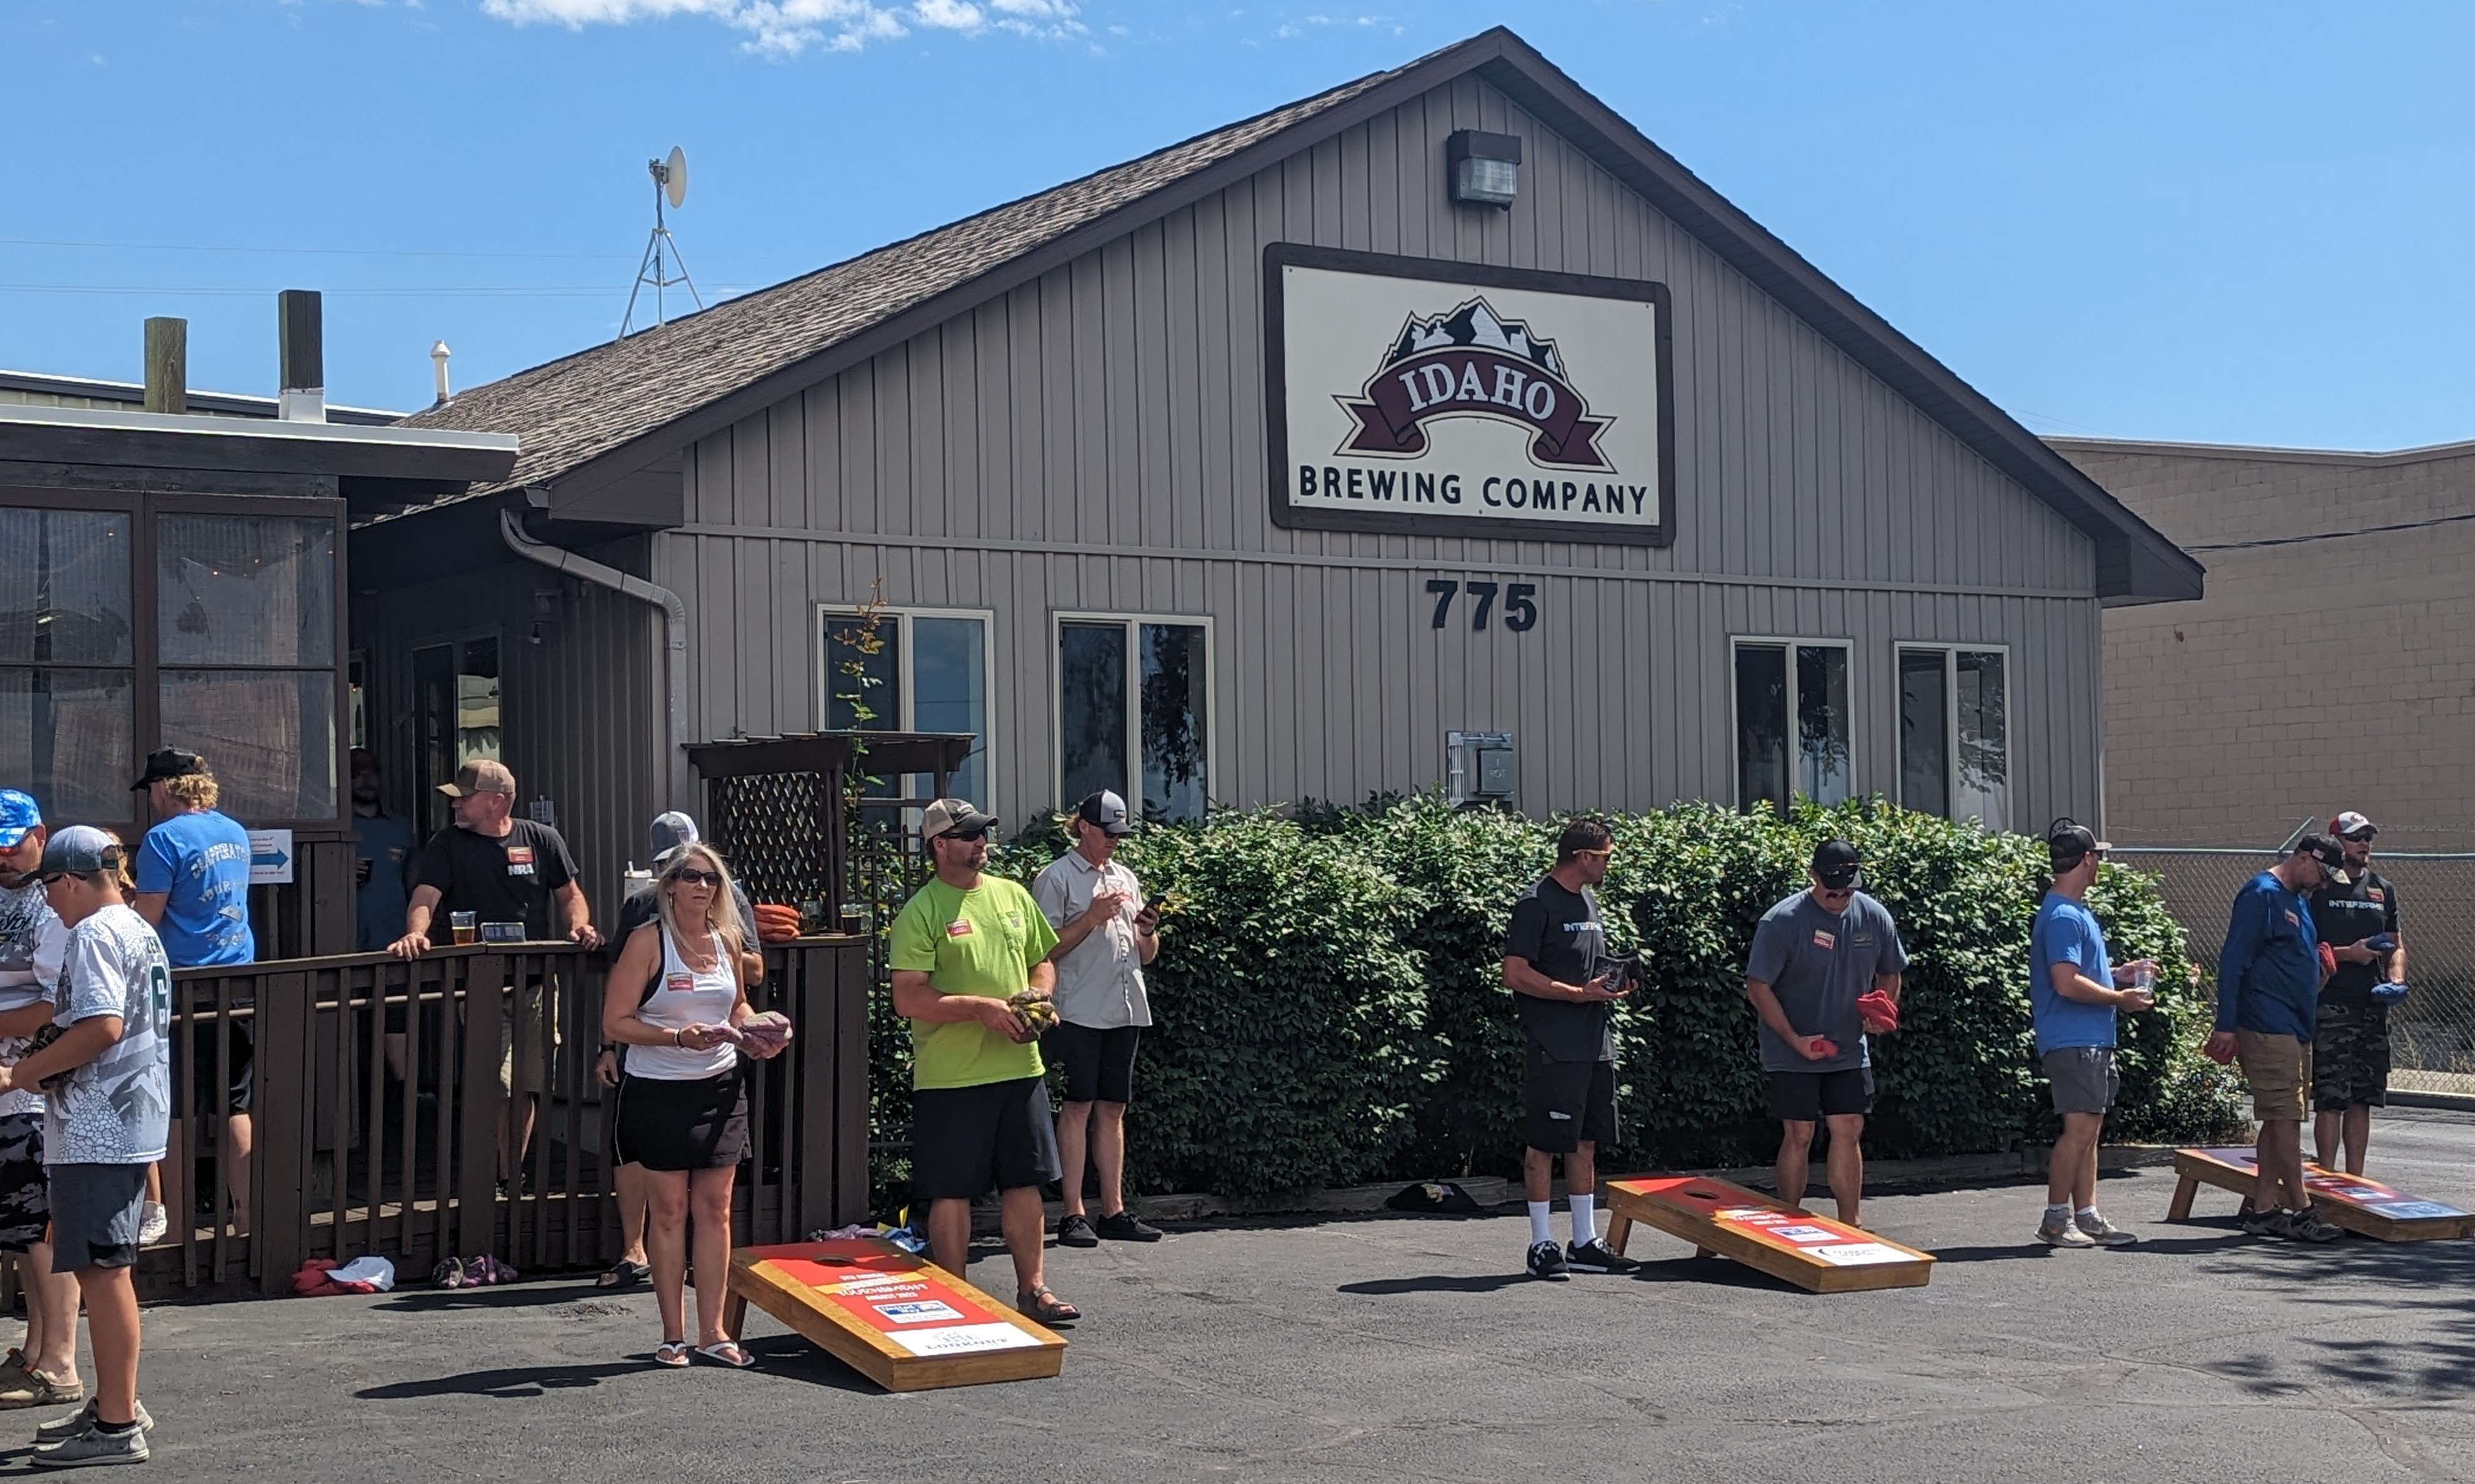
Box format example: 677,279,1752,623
1266,245,1675,545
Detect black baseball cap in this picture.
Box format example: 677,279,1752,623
1811,839,1862,889
2292,834,2345,871
131,746,205,791
2046,817,2111,867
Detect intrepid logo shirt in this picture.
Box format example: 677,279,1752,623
1504,875,1617,1063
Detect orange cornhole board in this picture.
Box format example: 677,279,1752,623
1602,1176,1934,1293
725,1239,1066,1391
2166,1147,2474,1241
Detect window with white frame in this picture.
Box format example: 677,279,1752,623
1054,614,1211,822
1897,645,2008,829
816,606,994,809
1732,638,1853,814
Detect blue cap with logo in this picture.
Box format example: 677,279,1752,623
0,790,39,851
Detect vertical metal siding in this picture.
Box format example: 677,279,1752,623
651,72,2107,829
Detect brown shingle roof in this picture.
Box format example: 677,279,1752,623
399,51,1417,501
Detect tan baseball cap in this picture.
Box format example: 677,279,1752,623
439,759,517,798
920,798,997,843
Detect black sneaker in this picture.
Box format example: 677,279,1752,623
2239,1207,2293,1240
1526,1240,1570,1281
1565,1237,1642,1274
1094,1210,1164,1242
1056,1213,1099,1248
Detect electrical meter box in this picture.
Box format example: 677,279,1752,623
1446,731,1517,808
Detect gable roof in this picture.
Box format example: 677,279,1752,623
404,26,2200,605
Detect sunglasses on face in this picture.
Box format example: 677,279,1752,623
670,869,723,888
2342,831,2375,844
943,829,990,844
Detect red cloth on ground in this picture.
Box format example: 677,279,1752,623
292,1258,379,1297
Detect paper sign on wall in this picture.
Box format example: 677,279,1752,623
248,829,295,885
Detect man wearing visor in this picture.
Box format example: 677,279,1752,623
2308,811,2406,1176
1743,840,1907,1230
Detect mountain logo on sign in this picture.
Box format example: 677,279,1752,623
1334,296,1614,469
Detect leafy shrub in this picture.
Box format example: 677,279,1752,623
865,794,2244,1202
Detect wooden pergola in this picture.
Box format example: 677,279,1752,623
684,731,973,913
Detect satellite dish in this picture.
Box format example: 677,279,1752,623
663,146,688,210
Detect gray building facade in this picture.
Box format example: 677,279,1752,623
372,28,2195,900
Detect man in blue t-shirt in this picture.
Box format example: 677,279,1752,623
2206,834,2346,1242
131,746,257,1241
2028,819,2157,1249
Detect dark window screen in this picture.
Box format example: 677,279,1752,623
1139,623,1208,821
1734,643,1787,813
1058,621,1127,806
1899,648,1950,818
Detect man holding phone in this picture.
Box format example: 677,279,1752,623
1501,818,1639,1280
1743,839,1907,1230
1032,791,1164,1247
2030,819,2156,1247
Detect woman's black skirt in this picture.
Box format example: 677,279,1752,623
613,1066,749,1172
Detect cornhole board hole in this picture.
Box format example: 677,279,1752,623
1602,1176,1934,1293
725,1239,1066,1390
2165,1148,2474,1240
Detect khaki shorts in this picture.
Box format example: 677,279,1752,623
2236,1030,2311,1123
497,981,561,1097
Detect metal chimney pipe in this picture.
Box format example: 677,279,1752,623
277,289,326,422
430,340,452,406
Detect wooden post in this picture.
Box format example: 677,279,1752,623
142,317,187,414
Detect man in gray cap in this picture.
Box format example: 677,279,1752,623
2308,812,2405,1176
1032,791,1163,1247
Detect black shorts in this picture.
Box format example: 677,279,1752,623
47,1163,147,1273
1523,1045,1619,1155
2313,1001,2391,1111
613,1067,750,1172
1768,1067,1874,1123
188,1019,254,1115
0,1112,49,1254
910,1075,1063,1201
1048,1021,1141,1105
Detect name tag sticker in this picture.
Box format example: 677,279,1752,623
665,974,693,994
508,846,535,865
2284,910,2299,926
2368,889,2385,903
1812,930,1835,950
945,920,973,939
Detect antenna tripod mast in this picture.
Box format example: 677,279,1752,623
620,146,700,339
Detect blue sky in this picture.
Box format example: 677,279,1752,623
5,1,2471,448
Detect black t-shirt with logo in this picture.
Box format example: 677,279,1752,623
412,820,580,943
2309,868,2400,1009
1503,875,1616,1063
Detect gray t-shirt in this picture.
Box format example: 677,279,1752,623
46,904,173,1165
0,881,67,1119
1744,889,1908,1074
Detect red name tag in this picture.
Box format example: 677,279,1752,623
508,846,535,865
945,920,973,939
1812,930,1835,950
2368,889,2385,903
665,974,693,994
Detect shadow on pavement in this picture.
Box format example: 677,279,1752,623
357,1361,646,1400
1930,1233,2249,1264
1336,1273,1531,1296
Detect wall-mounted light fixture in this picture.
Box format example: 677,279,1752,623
1447,130,1522,209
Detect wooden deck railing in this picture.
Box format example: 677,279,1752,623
129,936,870,1298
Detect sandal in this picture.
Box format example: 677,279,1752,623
693,1341,754,1369
1018,1285,1081,1325
597,1259,652,1289
432,1259,466,1290
652,1340,693,1368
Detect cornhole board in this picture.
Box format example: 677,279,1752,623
1602,1176,1934,1293
2165,1147,2474,1240
724,1239,1066,1391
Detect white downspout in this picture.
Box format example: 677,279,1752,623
500,508,692,810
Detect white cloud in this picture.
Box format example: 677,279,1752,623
480,0,1078,52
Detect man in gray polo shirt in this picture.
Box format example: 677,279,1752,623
1032,791,1164,1247
1743,839,1907,1229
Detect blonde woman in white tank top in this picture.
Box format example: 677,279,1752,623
603,844,761,1368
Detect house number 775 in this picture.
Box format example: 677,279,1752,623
1426,579,1540,632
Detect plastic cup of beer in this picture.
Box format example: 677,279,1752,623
2133,964,2155,992
450,911,479,946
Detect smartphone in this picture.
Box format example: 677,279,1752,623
1143,891,1168,912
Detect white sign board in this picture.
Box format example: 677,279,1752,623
247,828,295,885
1267,245,1674,545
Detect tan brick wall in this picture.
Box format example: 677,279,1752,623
2053,441,2475,849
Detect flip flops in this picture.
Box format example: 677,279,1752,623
693,1342,755,1369
653,1340,693,1368
598,1259,652,1289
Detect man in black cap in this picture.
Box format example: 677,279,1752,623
1743,840,1907,1229
2308,812,2405,1176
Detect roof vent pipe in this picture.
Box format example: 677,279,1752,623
277,288,326,422
142,317,188,415
430,340,452,407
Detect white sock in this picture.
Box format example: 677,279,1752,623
2045,1202,2071,1222
2076,1205,2100,1222
1569,1193,1597,1245
1527,1200,1554,1246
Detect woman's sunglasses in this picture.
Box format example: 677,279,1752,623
670,869,723,888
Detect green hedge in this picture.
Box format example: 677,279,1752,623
870,795,2245,1205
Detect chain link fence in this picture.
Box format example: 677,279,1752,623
2113,848,2475,1094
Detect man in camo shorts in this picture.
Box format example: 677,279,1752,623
2308,811,2405,1176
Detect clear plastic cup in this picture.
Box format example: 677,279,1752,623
450,910,478,946
2133,964,2156,992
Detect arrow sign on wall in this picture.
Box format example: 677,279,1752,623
248,828,295,886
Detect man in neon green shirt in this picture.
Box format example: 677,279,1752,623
888,799,1077,1325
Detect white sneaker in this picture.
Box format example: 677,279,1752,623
2075,1210,2139,1247
137,1201,169,1247
2036,1212,2096,1247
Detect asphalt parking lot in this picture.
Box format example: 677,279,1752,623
26,1108,2475,1482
